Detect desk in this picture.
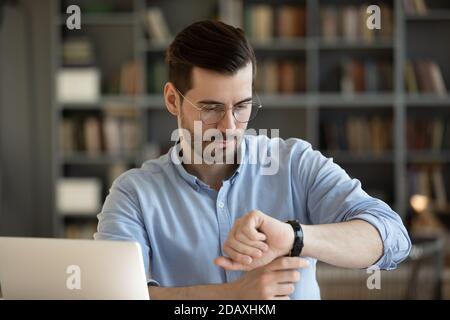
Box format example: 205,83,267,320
407,235,445,299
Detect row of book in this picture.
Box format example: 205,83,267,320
341,59,393,94
403,0,429,15
65,222,98,239
320,116,393,153
407,118,450,151
60,108,140,156
244,4,306,41
255,60,306,94
404,60,448,95
408,165,448,212
110,60,144,96
62,37,96,67
321,4,393,43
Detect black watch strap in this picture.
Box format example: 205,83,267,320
286,220,304,257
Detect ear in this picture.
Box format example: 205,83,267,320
164,82,180,116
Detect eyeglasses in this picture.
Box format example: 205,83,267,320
175,88,262,125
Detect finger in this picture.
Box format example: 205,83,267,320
225,237,263,259
267,257,310,271
235,232,269,252
223,243,253,265
242,224,266,242
275,283,296,296
214,256,251,271
273,270,301,283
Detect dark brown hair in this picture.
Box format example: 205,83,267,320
165,20,256,95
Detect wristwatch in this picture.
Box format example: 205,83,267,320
286,220,304,257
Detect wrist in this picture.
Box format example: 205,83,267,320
282,221,295,256
227,279,242,300
284,221,305,256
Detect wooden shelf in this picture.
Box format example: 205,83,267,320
406,11,450,21
250,38,309,51
58,95,141,109
61,213,99,220
324,151,394,163
317,39,394,50
406,95,450,107
59,153,138,165
407,151,450,163
57,13,135,26
318,93,395,107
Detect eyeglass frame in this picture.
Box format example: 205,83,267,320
174,87,262,125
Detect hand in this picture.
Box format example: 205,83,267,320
229,256,309,300
214,210,295,271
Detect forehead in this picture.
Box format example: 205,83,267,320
189,63,253,100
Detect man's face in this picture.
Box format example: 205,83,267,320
177,63,253,163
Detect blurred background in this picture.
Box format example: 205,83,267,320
1,0,450,299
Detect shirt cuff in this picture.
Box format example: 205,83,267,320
348,213,401,271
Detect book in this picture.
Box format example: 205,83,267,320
360,5,374,43
429,61,448,95
251,4,273,42
403,0,428,15
405,60,419,93
146,7,171,42
65,222,98,239
57,178,102,215
408,60,448,94
56,68,101,103
342,6,359,42
60,119,75,155
321,6,339,42
108,163,128,187
278,61,296,93
277,5,306,38
431,168,448,211
120,61,144,95
379,4,393,40
147,60,168,93
84,117,102,155
62,37,95,66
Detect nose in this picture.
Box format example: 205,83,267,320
217,106,236,132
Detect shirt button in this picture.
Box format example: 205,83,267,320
218,202,224,209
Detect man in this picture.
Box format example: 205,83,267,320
95,20,411,299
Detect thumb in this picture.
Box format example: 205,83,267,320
214,256,251,271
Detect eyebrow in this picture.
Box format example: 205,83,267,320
197,97,253,106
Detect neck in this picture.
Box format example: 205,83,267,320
183,162,237,191
180,142,239,191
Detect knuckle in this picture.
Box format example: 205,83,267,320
261,287,271,300
288,284,295,294
280,257,290,269
292,271,300,282
249,210,259,218
235,233,245,242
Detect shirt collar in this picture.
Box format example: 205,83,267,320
169,137,247,190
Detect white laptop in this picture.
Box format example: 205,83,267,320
0,237,150,300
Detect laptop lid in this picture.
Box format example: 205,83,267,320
0,237,150,300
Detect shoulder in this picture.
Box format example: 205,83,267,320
111,152,173,191
243,134,314,158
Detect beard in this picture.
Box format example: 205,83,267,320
178,111,242,165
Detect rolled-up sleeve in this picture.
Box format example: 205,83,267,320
295,141,411,270
94,173,160,286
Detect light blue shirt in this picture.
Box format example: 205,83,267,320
94,135,411,299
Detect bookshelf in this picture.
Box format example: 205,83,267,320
50,0,450,239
